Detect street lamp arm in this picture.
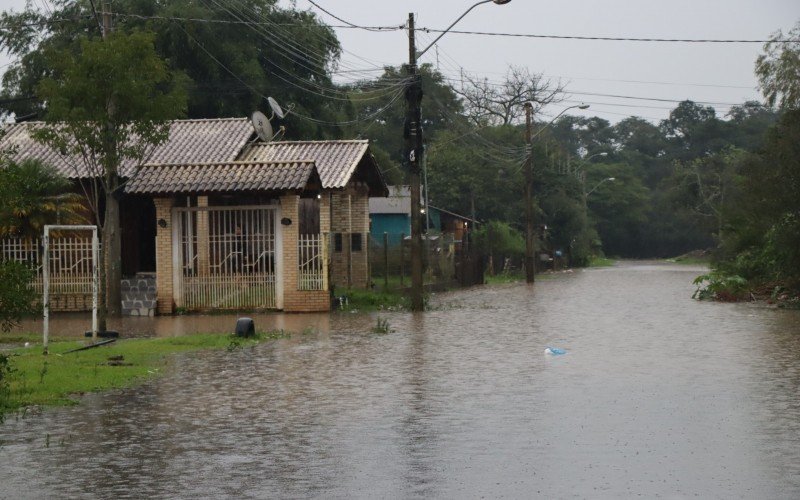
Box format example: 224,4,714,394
531,103,589,140
417,0,505,59
586,177,616,197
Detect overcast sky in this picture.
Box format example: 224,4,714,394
2,0,798,124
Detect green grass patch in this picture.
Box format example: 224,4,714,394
0,331,278,416
335,288,410,312
588,256,616,267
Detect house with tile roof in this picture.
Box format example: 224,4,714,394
1,118,388,313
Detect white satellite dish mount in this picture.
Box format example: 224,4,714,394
250,96,291,142
250,110,273,142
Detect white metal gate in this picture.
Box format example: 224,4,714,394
173,205,282,310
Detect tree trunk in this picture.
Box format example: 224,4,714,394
104,188,122,317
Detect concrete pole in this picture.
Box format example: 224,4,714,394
524,102,536,283
406,13,424,311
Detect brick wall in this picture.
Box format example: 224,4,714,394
154,197,175,314
350,185,370,288
280,193,331,312
330,191,351,288
48,294,94,312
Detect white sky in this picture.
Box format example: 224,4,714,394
2,0,798,124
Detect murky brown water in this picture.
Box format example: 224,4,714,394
2,261,799,498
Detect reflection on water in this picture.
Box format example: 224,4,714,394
2,261,799,498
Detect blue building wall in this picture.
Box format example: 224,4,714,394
370,214,410,246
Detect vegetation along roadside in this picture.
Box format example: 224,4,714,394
0,331,288,421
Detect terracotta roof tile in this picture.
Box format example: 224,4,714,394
0,118,253,178
238,140,370,189
125,161,317,195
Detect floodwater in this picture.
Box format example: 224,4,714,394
2,261,799,499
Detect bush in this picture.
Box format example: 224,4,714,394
692,272,749,301
0,260,37,332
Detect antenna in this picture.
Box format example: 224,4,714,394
251,111,273,142
267,97,285,119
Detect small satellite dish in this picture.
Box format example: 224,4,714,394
267,97,285,119
251,111,273,142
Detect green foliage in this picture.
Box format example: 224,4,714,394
0,159,87,237
473,221,525,257
0,352,13,421
1,1,340,130
3,333,268,413
340,288,411,312
34,30,188,172
692,272,749,301
755,22,800,110
0,260,36,333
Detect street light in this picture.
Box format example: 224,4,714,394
523,102,589,283
586,177,616,197
585,151,608,161
406,0,512,311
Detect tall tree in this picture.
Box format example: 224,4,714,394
755,22,800,110
456,65,565,126
1,0,341,134
33,30,186,326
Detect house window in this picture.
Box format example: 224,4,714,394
351,233,362,252
334,233,342,252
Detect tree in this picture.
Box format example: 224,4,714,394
755,22,800,110
33,30,187,326
0,159,86,238
1,1,341,131
456,65,565,126
0,260,36,333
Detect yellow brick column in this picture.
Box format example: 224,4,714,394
319,193,332,292
196,196,210,277
280,194,299,309
350,185,370,288
154,197,176,314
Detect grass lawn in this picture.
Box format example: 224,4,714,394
0,332,279,415
588,256,616,267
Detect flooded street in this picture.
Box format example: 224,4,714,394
2,261,799,498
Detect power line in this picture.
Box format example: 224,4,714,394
419,27,800,44
306,0,393,33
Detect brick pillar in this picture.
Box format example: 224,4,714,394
319,192,331,234
154,197,176,314
350,185,370,288
196,196,210,277
280,194,299,307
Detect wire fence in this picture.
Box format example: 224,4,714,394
369,232,483,289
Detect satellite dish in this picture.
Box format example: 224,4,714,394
267,97,285,119
251,110,273,142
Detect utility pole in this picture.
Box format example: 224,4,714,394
406,13,424,311
101,1,112,39
524,102,535,283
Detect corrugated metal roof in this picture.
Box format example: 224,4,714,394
239,140,370,189
0,118,253,178
125,161,317,195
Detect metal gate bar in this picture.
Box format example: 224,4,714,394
175,205,278,310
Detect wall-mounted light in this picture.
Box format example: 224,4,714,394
281,218,292,226
158,218,167,228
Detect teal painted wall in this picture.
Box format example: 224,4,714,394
370,214,410,246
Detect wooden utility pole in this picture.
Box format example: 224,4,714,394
100,0,123,319
524,102,535,283
406,13,424,311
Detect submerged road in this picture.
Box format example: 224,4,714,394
2,261,799,498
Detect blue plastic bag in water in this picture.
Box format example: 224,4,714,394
544,347,567,355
